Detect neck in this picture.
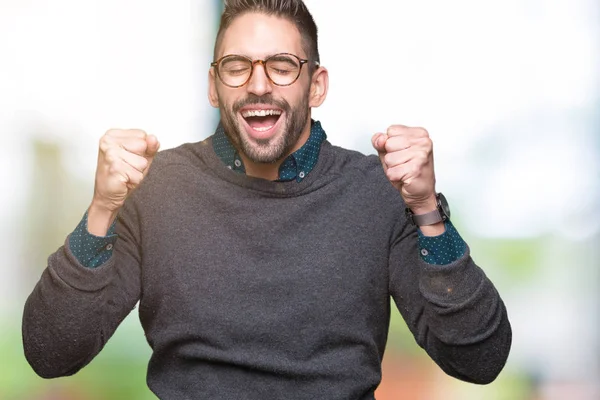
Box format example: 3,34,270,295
241,117,312,181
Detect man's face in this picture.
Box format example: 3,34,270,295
210,13,312,164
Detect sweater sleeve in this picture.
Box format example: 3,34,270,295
22,199,143,378
388,217,512,384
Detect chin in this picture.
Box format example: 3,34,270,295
239,125,289,164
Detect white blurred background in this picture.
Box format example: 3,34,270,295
1,1,598,399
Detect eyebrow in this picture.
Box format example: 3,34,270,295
220,55,250,62
222,52,304,60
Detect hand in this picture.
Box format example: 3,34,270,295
92,129,160,214
372,125,437,213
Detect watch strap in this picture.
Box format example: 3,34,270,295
411,208,443,226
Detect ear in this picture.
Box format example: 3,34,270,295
208,68,220,108
309,66,329,108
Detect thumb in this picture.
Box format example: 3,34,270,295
371,133,388,170
371,133,387,153
145,134,160,158
143,135,160,177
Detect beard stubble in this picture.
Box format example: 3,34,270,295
219,92,310,164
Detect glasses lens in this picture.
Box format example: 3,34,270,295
266,55,300,86
218,56,252,87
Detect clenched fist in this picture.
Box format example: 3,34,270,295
88,129,159,235
372,125,436,213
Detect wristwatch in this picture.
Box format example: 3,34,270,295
405,192,451,226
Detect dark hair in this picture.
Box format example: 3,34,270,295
214,0,320,74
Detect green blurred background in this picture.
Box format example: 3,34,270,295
1,0,599,399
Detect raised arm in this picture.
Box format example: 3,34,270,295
372,124,511,383
22,129,159,378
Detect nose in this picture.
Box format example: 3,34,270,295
246,62,273,97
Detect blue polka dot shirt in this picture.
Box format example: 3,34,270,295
418,221,466,265
69,121,466,268
212,119,326,182
70,211,118,268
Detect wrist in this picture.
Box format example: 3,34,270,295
405,192,451,230
407,194,438,215
418,222,446,237
411,194,446,236
87,201,119,236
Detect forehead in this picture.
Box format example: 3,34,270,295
218,13,304,59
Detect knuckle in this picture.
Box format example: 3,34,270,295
128,129,147,138
99,136,111,152
128,175,140,186
104,153,114,165
107,162,121,176
426,137,433,150
132,171,144,185
413,137,431,152
385,169,395,181
383,153,395,166
419,134,432,145
410,163,421,175
384,138,397,153
416,127,429,137
138,157,149,170
104,148,120,164
386,167,400,182
387,124,409,136
129,138,148,153
105,128,121,136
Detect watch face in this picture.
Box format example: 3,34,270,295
438,193,451,219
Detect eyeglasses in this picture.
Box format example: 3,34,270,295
211,53,318,88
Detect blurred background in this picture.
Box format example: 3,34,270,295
1,0,598,399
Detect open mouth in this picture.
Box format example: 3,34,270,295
240,108,283,139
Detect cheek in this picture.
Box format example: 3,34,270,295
215,85,237,108
282,86,310,108
214,86,226,107
219,96,237,113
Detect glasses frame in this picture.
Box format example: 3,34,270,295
211,53,319,88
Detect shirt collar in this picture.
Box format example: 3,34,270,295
212,120,327,182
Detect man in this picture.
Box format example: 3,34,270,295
23,0,511,398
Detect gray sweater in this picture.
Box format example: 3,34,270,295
23,138,511,399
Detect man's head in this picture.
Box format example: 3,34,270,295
215,0,320,76
209,0,328,165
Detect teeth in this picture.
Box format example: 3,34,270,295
253,125,274,132
241,109,282,118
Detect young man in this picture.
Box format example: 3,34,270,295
23,0,511,398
